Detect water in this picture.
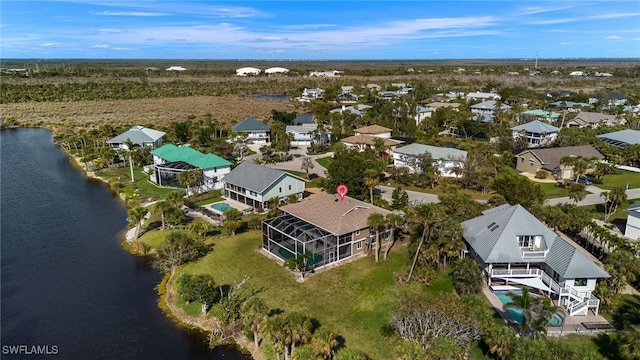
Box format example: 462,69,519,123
494,291,564,327
251,95,290,103
210,203,232,213
0,128,251,360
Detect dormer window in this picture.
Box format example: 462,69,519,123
517,235,542,249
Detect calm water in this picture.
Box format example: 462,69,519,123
0,128,251,359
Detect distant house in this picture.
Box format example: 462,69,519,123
548,101,591,112
151,144,232,192
624,201,640,240
565,111,626,128
470,100,511,121
301,88,325,101
236,67,261,76
423,102,461,112
222,162,306,211
466,92,501,101
165,66,186,71
597,129,640,148
355,125,392,139
261,193,391,270
393,143,467,178
309,70,340,77
515,145,604,180
232,117,270,143
378,91,400,101
330,104,372,118
518,109,561,123
264,67,289,75
106,126,165,149
569,71,587,77
595,72,613,77
511,120,559,147
462,204,609,316
286,124,330,146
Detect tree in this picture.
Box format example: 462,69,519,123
618,325,640,360
188,219,213,240
263,313,289,360
179,168,204,198
407,203,443,283
222,207,243,236
568,183,587,204
384,212,404,260
451,258,484,295
333,348,369,360
123,138,138,183
367,212,386,262
300,156,315,179
363,168,380,205
241,296,268,348
154,200,173,230
311,328,338,360
601,185,627,222
128,206,148,241
177,273,219,314
485,324,516,360
286,312,314,357
391,187,409,210
491,173,544,209
166,190,185,208
154,231,208,272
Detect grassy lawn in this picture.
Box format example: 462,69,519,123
599,170,640,190
538,182,570,199
382,179,493,201
315,156,333,169
138,228,169,251
177,231,451,359
97,167,176,202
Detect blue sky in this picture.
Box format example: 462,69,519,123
2,1,639,59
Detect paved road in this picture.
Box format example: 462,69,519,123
546,186,640,206
244,144,331,178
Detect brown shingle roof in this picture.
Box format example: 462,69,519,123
355,125,392,134
280,193,391,235
341,134,400,147
518,145,604,171
570,111,621,126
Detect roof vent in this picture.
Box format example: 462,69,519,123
487,222,499,231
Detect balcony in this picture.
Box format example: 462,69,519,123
521,248,549,259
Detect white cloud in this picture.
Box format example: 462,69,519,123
515,6,573,16
559,42,571,45
89,44,110,48
93,11,168,16
97,29,125,34
603,36,622,40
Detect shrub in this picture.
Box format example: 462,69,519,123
535,170,548,179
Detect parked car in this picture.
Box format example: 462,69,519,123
577,176,592,186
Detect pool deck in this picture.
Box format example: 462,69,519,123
482,285,613,336
210,198,254,215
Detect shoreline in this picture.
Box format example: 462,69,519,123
50,135,262,359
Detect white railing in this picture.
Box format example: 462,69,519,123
491,268,543,277
569,300,589,316
521,250,548,259
588,295,600,308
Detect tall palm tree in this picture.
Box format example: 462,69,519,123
128,206,148,241
568,183,587,204
504,287,545,337
363,168,380,205
263,314,288,360
384,212,404,260
123,138,138,183
287,312,314,357
485,325,516,360
223,208,243,236
166,190,185,208
154,200,173,230
241,297,268,348
311,328,338,360
367,212,386,262
407,203,443,283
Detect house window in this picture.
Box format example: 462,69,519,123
279,187,282,193
574,278,588,287
356,241,362,250
520,157,524,163
517,235,539,249
288,184,291,191
529,159,534,166
355,229,360,235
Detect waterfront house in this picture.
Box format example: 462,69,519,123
462,204,609,316
232,117,270,144
330,104,372,118
515,145,604,180
261,193,391,270
393,143,467,178
624,201,640,240
151,144,232,192
222,162,306,212
511,120,559,147
301,88,325,101
106,126,165,149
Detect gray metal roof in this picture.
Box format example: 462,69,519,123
511,120,559,133
462,204,609,278
106,126,165,145
597,129,640,147
394,143,467,161
222,161,304,194
232,117,270,132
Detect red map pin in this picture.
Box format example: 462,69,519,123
336,184,348,201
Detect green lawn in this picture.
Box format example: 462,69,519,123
315,156,333,169
138,228,169,252
538,182,571,199
97,167,176,202
599,170,640,190
177,231,449,359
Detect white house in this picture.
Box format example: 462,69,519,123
106,126,165,149
511,120,559,147
301,88,325,101
625,202,640,241
165,66,186,71
150,144,232,192
309,70,340,77
393,143,467,178
286,123,330,146
236,67,261,76
264,67,289,75
569,71,588,77
462,204,610,316
466,92,501,101
232,117,270,143
470,100,511,119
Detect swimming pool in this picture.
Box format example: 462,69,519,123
495,291,565,327
211,202,232,213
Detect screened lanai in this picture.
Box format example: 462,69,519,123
262,213,355,269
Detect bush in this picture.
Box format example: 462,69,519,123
535,170,549,179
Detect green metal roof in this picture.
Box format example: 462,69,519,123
152,144,232,169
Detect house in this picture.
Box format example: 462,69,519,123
515,145,604,180
341,134,402,152
548,101,591,112
565,111,626,128
470,100,511,121
301,88,325,101
151,144,232,192
261,193,391,270
393,143,467,177
286,124,330,146
355,125,392,139
624,201,640,240
511,120,559,147
223,162,306,211
466,92,501,101
518,109,561,123
309,70,340,77
232,117,270,143
597,129,640,148
423,102,461,112
106,126,166,149
595,72,613,77
462,204,610,316
264,67,289,75
165,66,186,71
569,71,587,77
236,67,261,76
330,104,372,117
378,91,400,101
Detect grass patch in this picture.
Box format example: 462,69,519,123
539,182,571,199
382,179,492,201
315,156,333,169
177,230,446,359
599,170,640,190
195,196,224,207
138,229,168,252
97,167,176,202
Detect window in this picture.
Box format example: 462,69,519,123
517,235,539,248
574,278,588,287
520,157,525,163
355,229,360,235
288,184,291,191
279,187,282,193
529,159,535,166
356,241,362,250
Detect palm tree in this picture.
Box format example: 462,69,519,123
363,168,380,205
128,206,148,241
154,200,173,230
367,213,386,262
166,190,185,208
618,325,640,360
241,297,268,348
263,314,289,360
300,156,315,179
123,138,138,183
223,208,243,236
311,328,338,360
568,183,587,204
407,203,443,283
485,325,516,360
287,312,314,357
188,220,212,240
601,185,628,222
383,212,404,260
504,287,546,337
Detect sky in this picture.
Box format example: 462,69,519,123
1,1,639,60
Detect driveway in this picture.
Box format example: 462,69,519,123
245,144,332,178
